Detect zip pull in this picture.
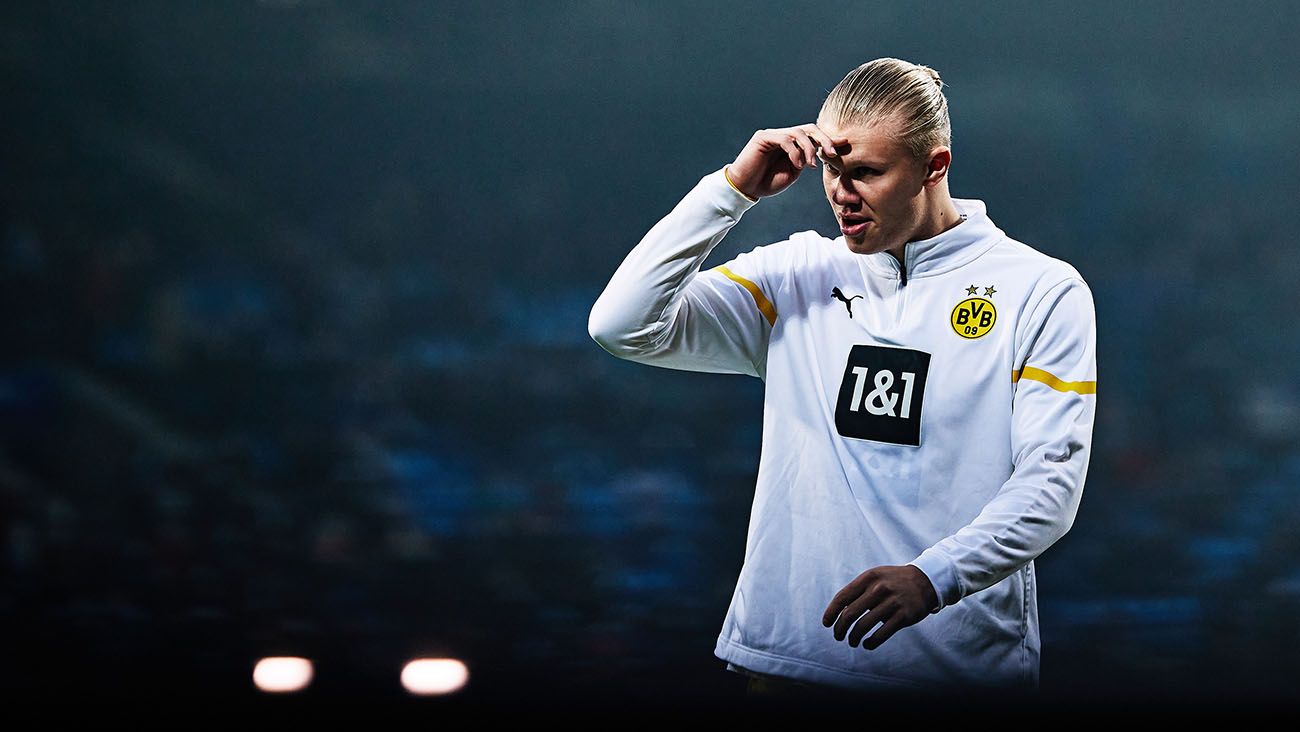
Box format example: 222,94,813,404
899,259,908,286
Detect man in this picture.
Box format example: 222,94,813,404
587,58,1097,694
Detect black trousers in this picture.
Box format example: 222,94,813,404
744,672,848,699
734,664,869,702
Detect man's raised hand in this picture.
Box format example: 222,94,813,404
726,123,847,201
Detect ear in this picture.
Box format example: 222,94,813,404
922,147,952,188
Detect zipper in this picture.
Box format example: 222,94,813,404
892,245,911,326
892,243,911,287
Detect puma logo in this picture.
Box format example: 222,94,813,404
831,287,863,318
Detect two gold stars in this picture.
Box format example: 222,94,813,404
965,285,996,297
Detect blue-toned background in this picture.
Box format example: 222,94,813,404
3,0,1298,703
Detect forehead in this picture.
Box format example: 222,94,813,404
817,116,907,162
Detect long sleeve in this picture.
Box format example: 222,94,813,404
588,166,784,378
908,277,1098,612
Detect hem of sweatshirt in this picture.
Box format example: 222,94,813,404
714,635,927,691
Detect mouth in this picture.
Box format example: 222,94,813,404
839,216,871,236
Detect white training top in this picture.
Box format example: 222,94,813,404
588,166,1097,691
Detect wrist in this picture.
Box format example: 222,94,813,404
724,165,759,203
907,563,940,613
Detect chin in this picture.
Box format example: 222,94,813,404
843,237,882,255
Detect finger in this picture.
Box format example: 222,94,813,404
847,603,891,647
792,131,817,168
863,614,907,651
822,598,842,627
832,583,887,641
777,138,804,168
826,131,853,158
802,124,841,157
832,594,871,641
822,571,872,626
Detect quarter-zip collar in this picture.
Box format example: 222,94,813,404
856,198,1004,283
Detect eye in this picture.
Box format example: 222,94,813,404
825,164,878,178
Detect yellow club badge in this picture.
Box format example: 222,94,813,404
951,285,997,339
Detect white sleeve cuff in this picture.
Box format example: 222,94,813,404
705,166,760,218
908,550,962,614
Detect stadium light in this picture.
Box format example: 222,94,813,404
252,656,314,693
400,658,469,695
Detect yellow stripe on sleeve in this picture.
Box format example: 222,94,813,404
1012,366,1096,394
723,165,759,203
712,265,777,326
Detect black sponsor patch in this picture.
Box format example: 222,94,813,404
834,344,931,446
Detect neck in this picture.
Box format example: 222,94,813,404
887,195,964,264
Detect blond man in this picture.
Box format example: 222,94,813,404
589,58,1097,695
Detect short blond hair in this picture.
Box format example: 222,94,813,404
819,58,951,162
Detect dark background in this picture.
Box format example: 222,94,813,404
3,0,1299,707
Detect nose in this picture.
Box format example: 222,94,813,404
828,175,859,207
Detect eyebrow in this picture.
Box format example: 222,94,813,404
821,153,887,169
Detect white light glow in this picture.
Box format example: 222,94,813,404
253,656,314,693
401,658,469,695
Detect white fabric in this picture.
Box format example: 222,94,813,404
588,167,1097,691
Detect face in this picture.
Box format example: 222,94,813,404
816,115,940,256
